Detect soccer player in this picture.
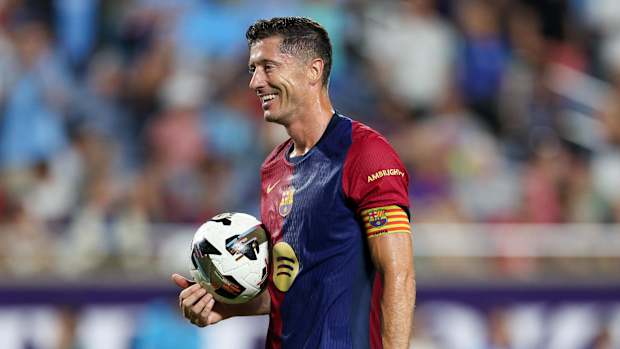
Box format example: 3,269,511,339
172,17,415,349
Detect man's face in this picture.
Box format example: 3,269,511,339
248,36,308,123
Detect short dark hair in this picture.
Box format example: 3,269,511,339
246,17,332,86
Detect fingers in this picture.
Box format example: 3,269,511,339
178,284,216,327
191,292,212,317
181,285,206,317
179,284,200,315
204,298,217,324
193,294,215,327
171,273,196,289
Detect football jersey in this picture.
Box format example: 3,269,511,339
260,113,410,349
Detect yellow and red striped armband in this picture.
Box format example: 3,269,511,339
361,205,411,239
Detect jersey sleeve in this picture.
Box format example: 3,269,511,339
342,125,410,215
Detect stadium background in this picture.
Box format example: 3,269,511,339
1,0,620,348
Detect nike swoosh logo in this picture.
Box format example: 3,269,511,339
266,180,280,194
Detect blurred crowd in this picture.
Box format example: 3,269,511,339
1,0,620,279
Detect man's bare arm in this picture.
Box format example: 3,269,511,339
368,233,416,349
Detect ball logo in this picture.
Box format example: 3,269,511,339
278,186,295,217
272,241,299,292
225,225,267,261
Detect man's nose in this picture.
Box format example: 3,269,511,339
249,69,265,90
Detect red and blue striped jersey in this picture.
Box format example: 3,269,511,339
260,114,410,349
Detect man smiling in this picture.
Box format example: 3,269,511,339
173,17,415,349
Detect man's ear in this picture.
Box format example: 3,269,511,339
308,58,324,85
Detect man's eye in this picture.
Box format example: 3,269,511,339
265,65,274,72
248,67,255,74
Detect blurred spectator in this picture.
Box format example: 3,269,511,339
0,16,74,170
1,202,54,276
563,154,608,222
19,151,82,224
455,0,508,134
362,0,457,118
57,173,113,276
55,130,120,276
142,66,208,222
592,80,620,222
172,0,253,61
74,47,138,172
112,182,153,273
0,23,18,106
521,140,567,223
124,37,173,161
398,86,520,222
54,0,99,72
583,0,620,76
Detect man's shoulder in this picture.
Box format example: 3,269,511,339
348,120,397,158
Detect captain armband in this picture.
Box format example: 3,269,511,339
361,205,411,239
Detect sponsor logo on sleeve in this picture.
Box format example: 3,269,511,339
367,168,405,183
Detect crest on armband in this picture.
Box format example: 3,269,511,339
362,205,410,238
368,209,388,228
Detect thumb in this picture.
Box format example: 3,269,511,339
171,273,196,289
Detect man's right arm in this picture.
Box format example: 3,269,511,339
172,273,270,327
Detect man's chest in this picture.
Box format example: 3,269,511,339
260,156,344,244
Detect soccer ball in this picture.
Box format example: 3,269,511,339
190,212,269,304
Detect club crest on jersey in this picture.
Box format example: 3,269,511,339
368,208,388,228
279,186,295,217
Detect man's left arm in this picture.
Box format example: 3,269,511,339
368,231,416,349
341,130,415,347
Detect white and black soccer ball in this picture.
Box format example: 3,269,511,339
190,212,269,304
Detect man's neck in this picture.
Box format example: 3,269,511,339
286,92,334,157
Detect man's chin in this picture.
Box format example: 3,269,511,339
264,112,279,123
263,109,291,125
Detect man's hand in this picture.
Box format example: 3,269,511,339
172,273,271,328
172,273,229,327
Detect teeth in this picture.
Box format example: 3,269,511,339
261,94,277,102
